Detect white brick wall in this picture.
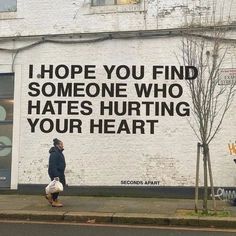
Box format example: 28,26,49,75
8,37,235,187
0,0,235,36
0,0,235,188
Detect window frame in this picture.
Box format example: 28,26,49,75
91,0,140,7
0,65,21,190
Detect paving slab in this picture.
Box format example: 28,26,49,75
0,194,235,228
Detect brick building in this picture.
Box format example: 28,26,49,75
0,0,235,196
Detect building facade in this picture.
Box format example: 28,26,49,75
0,0,235,196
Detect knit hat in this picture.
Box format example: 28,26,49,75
53,138,61,146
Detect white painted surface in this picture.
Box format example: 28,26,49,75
0,0,235,188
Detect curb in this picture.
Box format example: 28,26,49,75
64,212,113,223
0,210,65,221
0,211,236,228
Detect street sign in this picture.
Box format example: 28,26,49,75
218,68,236,85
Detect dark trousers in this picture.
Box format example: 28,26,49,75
50,175,66,201
52,192,59,201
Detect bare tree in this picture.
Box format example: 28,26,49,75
181,10,236,213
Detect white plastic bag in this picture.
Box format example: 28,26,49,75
45,178,63,194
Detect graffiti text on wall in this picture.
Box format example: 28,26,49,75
228,141,236,155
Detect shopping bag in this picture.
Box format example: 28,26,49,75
45,178,63,194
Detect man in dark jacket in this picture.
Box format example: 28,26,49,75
46,138,66,207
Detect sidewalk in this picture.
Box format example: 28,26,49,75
0,194,236,228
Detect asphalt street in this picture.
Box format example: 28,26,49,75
0,221,236,236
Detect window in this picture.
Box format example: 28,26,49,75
92,0,139,6
0,73,14,188
0,0,16,12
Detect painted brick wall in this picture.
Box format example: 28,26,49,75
4,36,233,187
0,0,235,188
0,0,235,37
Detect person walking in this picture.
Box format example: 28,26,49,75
46,138,66,207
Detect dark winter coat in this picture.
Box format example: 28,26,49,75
48,146,66,186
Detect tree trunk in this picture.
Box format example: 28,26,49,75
195,142,201,213
202,143,208,213
207,147,216,213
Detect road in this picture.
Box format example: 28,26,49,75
0,220,236,236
